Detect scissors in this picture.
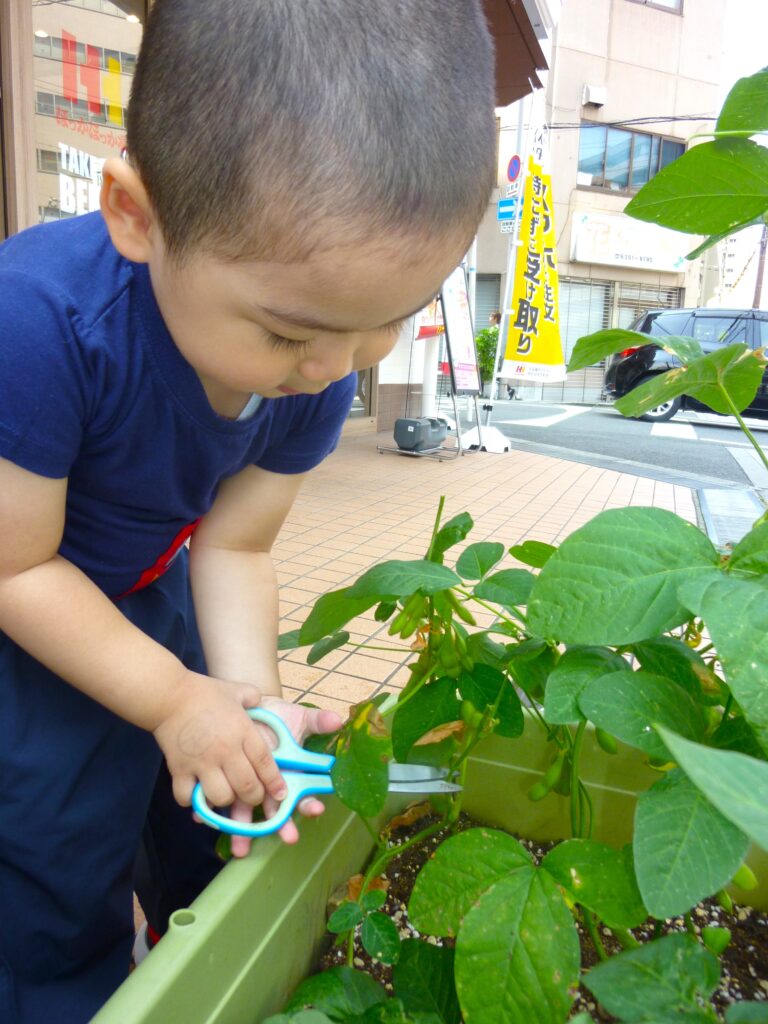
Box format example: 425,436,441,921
191,707,462,837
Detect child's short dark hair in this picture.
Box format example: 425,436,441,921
126,0,496,265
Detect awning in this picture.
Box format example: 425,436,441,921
483,0,548,106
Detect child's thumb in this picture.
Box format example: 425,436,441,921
235,683,263,709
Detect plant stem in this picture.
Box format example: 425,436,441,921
720,386,768,476
612,927,641,950
570,721,587,838
684,911,697,938
425,495,446,561
456,588,523,633
579,781,594,840
688,129,768,140
583,909,609,961
344,816,447,965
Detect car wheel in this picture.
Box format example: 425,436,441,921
633,376,682,423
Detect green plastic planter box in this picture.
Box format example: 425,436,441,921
94,724,767,1024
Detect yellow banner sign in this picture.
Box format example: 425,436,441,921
502,140,566,382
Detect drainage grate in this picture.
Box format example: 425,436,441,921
697,488,765,550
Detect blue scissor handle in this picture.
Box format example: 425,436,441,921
191,707,336,838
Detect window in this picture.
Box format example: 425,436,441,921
36,148,60,173
35,92,56,116
691,315,749,346
578,122,684,193
627,0,682,11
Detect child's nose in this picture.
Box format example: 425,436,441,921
298,339,355,383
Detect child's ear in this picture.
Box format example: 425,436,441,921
100,157,158,263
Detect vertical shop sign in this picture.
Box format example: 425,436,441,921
501,130,566,383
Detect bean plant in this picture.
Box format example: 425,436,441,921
265,67,768,1024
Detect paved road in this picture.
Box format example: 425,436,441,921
478,400,768,490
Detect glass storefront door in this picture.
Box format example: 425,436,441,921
29,0,145,225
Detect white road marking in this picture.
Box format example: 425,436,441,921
650,423,697,439
496,405,593,428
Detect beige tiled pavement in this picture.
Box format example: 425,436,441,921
276,430,698,715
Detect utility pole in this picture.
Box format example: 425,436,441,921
753,223,767,309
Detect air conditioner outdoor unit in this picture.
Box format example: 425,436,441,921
582,84,607,107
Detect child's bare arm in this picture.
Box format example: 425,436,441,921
187,464,308,697
0,455,287,811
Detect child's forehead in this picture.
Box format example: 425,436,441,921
207,231,469,332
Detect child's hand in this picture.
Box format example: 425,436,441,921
153,674,289,813
227,696,343,857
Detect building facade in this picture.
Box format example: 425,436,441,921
0,0,552,430
475,0,727,404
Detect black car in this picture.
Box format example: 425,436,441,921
602,307,768,422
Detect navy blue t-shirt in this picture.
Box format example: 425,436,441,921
0,214,355,597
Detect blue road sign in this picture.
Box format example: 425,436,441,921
497,197,520,222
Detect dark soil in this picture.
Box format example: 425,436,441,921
318,810,768,1021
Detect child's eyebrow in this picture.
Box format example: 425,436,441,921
260,295,438,334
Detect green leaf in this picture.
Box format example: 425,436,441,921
392,940,460,1024
300,589,379,645
408,827,532,938
684,575,768,727
361,912,401,965
265,1012,335,1024
578,670,707,759
505,638,557,698
430,512,474,562
685,216,764,260
615,344,766,419
567,328,653,373
331,703,392,818
655,727,768,852
456,542,505,580
711,715,768,761
542,839,647,929
465,632,510,670
633,769,749,919
624,138,768,236
286,967,387,1018
717,66,768,133
631,637,720,703
458,664,524,737
543,646,628,725
391,677,462,762
308,631,350,666
656,335,704,365
474,568,535,609
508,539,556,568
726,1003,768,1023
346,561,461,600
278,629,302,650
454,867,579,1024
727,522,768,576
527,508,719,645
584,933,720,1021
328,900,364,934
361,889,387,913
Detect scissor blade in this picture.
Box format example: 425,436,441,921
387,762,449,782
388,780,463,794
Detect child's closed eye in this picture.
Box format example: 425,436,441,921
265,332,312,354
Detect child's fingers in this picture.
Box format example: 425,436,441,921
229,799,254,858
171,771,198,807
304,707,343,737
242,729,288,801
223,755,267,807
196,767,236,809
